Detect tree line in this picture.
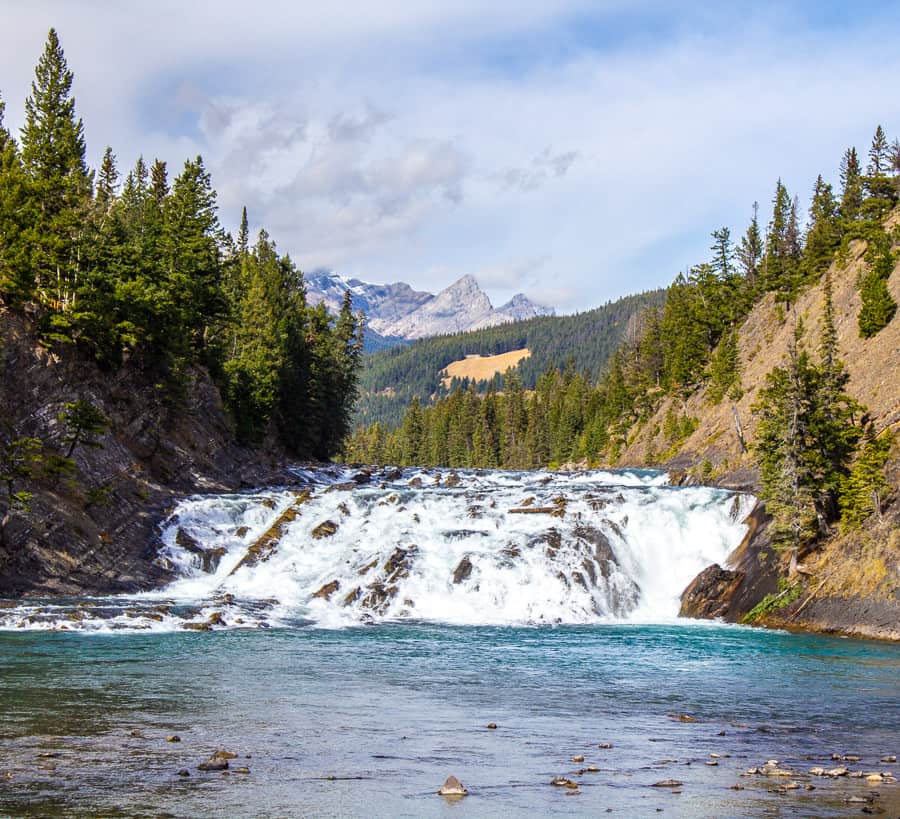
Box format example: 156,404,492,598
345,125,899,545
357,289,664,428
0,29,363,464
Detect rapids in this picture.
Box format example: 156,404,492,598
0,467,754,633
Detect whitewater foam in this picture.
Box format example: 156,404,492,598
0,468,754,633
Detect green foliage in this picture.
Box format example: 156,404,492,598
753,333,861,551
840,427,893,527
356,289,664,428
0,31,362,462
707,328,741,403
0,435,43,506
740,582,802,624
59,400,108,458
858,229,897,337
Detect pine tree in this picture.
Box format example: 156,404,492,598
763,179,794,296
803,175,840,281
839,147,863,230
858,229,897,337
840,426,893,526
95,146,119,212
237,206,249,256
20,28,93,310
863,125,897,222
737,202,763,290
0,94,33,301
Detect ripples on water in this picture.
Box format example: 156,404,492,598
1,624,898,817
0,468,897,816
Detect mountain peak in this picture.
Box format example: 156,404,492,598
305,271,553,343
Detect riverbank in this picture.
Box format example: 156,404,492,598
0,307,298,597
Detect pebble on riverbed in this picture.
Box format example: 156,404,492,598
165,735,181,743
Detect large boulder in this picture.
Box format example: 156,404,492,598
679,564,745,618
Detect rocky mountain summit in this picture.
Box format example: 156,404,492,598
305,271,553,341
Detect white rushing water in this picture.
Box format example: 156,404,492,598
0,468,755,632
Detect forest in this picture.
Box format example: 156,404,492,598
0,29,363,478
345,126,899,552
357,288,664,427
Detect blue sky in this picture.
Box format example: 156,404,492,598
1,1,899,310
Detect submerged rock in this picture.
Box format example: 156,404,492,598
312,520,339,539
651,780,683,788
550,776,579,788
438,775,468,796
453,557,473,584
312,580,341,600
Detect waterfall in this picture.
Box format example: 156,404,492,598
0,468,753,632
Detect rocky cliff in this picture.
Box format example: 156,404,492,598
656,221,900,642
0,308,296,597
306,271,553,342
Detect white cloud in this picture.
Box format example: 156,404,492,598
1,2,899,310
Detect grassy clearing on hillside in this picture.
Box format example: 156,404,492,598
440,349,531,388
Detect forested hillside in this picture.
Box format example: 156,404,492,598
0,30,362,561
356,289,663,427
346,124,899,563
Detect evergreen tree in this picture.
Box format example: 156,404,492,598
95,146,118,213
858,229,897,337
839,147,864,230
0,94,33,301
20,28,93,310
840,426,893,525
803,175,840,281
237,205,249,256
737,202,763,290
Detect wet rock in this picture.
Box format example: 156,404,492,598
881,755,896,763
444,472,461,487
586,764,600,772
325,482,356,493
206,611,226,627
230,491,311,574
679,564,746,619
438,775,468,796
599,742,614,749
235,526,249,538
383,467,402,482
571,755,585,762
509,505,558,515
866,773,884,782
166,735,181,743
550,776,579,788
843,754,861,762
337,502,350,516
652,780,683,788
705,760,718,766
827,766,849,777
198,758,229,772
312,580,341,600
384,546,417,583
408,477,423,488
312,520,339,539
487,722,497,729
350,470,373,485
177,769,190,777
211,750,238,760
453,557,473,584
233,767,251,774
342,587,362,606
670,714,696,723
358,559,378,576
181,622,212,631
809,767,827,776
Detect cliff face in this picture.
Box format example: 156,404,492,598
620,223,900,472
656,221,900,641
0,308,294,597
